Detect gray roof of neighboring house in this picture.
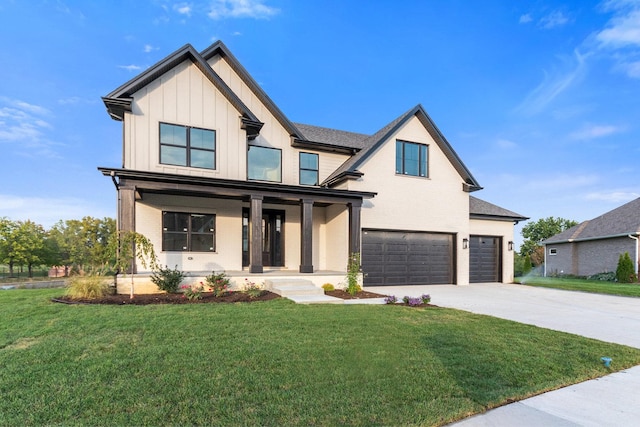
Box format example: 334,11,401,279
544,197,640,244
321,104,483,192
293,123,368,150
469,196,528,222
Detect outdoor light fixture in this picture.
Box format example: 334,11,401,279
508,241,514,251
462,238,468,249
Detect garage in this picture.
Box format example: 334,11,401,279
362,230,454,286
469,235,501,283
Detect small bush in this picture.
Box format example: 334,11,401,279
66,276,111,299
151,265,185,293
242,279,264,299
421,294,431,304
384,295,397,304
205,272,231,297
346,253,361,296
321,283,335,292
588,272,616,282
616,252,637,283
181,283,204,301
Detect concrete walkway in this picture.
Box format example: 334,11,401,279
366,283,640,426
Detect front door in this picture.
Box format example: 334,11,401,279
242,209,285,267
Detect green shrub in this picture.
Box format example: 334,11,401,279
523,254,532,275
588,272,616,282
151,265,185,293
242,279,264,298
321,283,335,292
346,253,361,296
205,272,231,297
66,276,111,299
616,252,637,283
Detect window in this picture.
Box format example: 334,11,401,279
162,212,215,252
247,145,282,182
396,140,428,177
549,248,557,256
299,152,319,186
160,123,215,169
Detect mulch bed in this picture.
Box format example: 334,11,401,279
52,291,280,305
325,289,388,299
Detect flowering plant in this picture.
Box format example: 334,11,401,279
205,272,231,297
181,283,204,301
420,294,431,304
384,295,397,304
242,279,263,298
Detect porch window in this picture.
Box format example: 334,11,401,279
160,123,216,169
247,145,281,182
162,212,215,252
299,152,319,186
396,140,428,177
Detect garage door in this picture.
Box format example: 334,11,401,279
362,230,454,286
469,235,501,283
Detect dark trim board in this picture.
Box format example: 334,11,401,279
361,229,455,286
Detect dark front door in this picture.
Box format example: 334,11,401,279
243,209,285,267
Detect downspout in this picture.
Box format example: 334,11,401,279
629,235,639,276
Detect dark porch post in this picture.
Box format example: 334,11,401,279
348,200,362,256
119,185,136,273
300,198,314,273
249,194,264,273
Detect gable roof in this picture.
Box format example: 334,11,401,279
321,104,482,192
470,196,528,223
102,43,264,138
544,197,640,244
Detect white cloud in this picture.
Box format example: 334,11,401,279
495,138,518,149
143,44,159,53
174,2,192,16
208,0,279,20
232,31,242,36
519,14,533,24
569,124,623,140
585,190,640,203
596,9,640,47
118,64,142,72
515,49,588,116
539,11,570,29
0,194,114,228
525,173,599,192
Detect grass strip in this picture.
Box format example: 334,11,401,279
516,276,640,297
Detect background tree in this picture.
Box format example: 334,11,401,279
13,220,47,277
0,218,19,276
520,217,579,265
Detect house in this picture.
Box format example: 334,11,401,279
99,40,527,294
543,198,640,277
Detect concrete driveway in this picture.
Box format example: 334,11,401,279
366,283,640,426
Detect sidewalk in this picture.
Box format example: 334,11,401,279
367,283,640,426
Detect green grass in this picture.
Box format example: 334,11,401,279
2,289,640,426
516,276,640,297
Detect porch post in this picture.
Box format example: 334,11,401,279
249,194,264,273
300,198,314,273
119,185,136,273
348,200,362,256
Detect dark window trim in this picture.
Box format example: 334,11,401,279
159,122,216,170
246,144,283,183
299,152,319,186
396,139,428,178
162,211,216,252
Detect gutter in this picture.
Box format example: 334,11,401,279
545,232,640,245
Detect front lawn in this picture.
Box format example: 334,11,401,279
2,289,640,426
516,276,640,298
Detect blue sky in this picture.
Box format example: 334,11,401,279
1,0,639,248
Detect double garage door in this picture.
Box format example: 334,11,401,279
362,230,454,286
361,230,501,286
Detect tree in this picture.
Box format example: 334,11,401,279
0,218,18,276
13,220,47,278
520,217,579,264
616,252,637,283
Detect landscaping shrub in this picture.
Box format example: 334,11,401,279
384,295,397,304
345,253,361,296
242,279,264,298
616,252,637,283
181,283,204,300
151,265,185,293
523,254,532,275
321,283,335,292
205,271,231,296
588,272,616,282
65,275,111,299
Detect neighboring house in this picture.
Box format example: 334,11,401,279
543,198,640,277
99,40,527,294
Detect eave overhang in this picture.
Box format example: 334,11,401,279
98,167,376,203
470,213,529,224
544,232,640,245
292,138,359,155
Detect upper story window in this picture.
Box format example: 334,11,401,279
396,140,428,177
160,123,216,170
299,152,319,186
162,212,215,252
247,145,282,182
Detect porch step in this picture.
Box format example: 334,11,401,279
266,279,344,304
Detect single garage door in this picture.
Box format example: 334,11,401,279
362,230,454,286
469,235,501,283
